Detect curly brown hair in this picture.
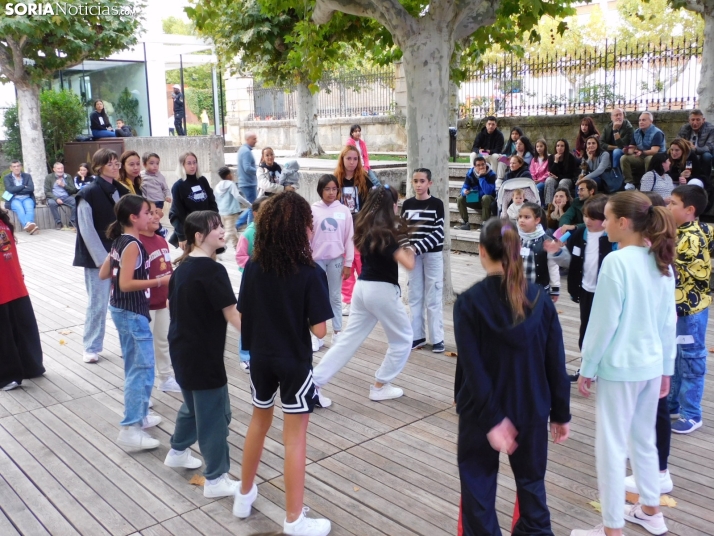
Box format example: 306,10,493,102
354,186,409,254
253,192,315,276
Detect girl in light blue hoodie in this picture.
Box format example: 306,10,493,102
572,191,676,536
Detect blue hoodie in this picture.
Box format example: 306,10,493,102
461,165,497,198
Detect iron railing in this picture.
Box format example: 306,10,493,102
248,67,395,120
459,38,702,118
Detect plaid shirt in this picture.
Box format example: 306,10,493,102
521,235,538,284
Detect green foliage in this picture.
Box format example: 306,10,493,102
166,64,214,90
186,124,204,136
114,87,144,132
162,16,194,35
1,106,22,163
186,88,214,119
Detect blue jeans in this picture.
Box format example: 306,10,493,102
10,196,36,228
238,336,250,363
668,309,708,421
535,182,545,205
236,185,257,228
83,268,112,353
109,306,155,426
612,149,623,170
91,129,116,138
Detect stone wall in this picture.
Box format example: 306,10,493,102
298,168,407,205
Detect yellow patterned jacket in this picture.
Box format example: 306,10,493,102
675,221,714,316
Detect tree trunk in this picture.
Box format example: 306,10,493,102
16,83,48,200
294,81,324,157
698,12,714,116
402,28,455,302
449,79,460,127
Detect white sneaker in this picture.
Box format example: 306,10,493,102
83,351,99,363
203,473,239,498
158,377,182,393
1,381,19,391
331,332,341,346
232,482,258,518
148,399,154,408
164,448,202,469
314,387,332,408
342,303,350,316
141,414,162,429
625,183,636,191
570,525,606,536
25,222,37,234
369,383,403,401
624,503,668,535
239,361,250,373
311,334,320,352
624,470,673,495
117,425,160,450
283,507,331,536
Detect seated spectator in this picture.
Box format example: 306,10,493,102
89,100,116,138
545,139,579,204
470,116,505,172
601,108,634,171
581,135,612,191
677,108,713,180
44,162,77,230
457,155,496,229
546,187,572,232
620,111,666,189
640,153,675,201
574,117,600,160
503,155,532,182
114,119,133,137
559,178,597,230
74,163,93,190
668,138,699,186
530,139,549,203
515,136,535,166
496,126,525,179
3,160,38,234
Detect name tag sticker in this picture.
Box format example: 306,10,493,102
98,117,104,125
572,246,582,257
520,247,530,257
191,185,202,192
334,212,346,220
164,252,171,262
676,335,695,345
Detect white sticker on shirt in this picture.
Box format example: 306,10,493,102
572,246,582,257
191,185,202,192
334,212,346,220
676,335,695,345
98,117,104,125
520,247,530,257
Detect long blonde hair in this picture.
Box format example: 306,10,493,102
176,151,202,179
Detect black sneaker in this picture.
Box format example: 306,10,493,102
55,222,63,230
432,341,445,353
412,338,426,350
458,222,471,230
568,369,580,383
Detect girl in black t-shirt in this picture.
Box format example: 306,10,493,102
99,195,171,451
313,185,416,404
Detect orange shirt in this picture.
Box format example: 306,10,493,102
0,221,28,305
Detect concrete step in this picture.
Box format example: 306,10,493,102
448,202,483,226
451,228,480,254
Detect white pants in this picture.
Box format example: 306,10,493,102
149,308,174,383
315,257,344,332
408,252,444,344
313,280,413,387
596,378,661,529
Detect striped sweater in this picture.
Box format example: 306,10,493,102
401,196,445,255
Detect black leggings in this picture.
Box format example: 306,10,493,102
655,396,671,471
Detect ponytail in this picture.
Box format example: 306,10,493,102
480,218,530,322
106,194,148,241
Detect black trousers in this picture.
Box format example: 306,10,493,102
174,114,186,136
578,290,595,350
655,396,671,471
459,419,552,536
0,296,45,388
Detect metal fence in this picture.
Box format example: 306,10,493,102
249,67,395,120
459,38,702,118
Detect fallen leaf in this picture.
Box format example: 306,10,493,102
445,351,457,357
557,310,563,314
59,339,66,345
189,474,206,486
353,486,360,492
625,491,639,504
660,495,677,507
589,500,602,513
709,347,714,353
59,330,71,335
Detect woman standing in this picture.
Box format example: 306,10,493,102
455,217,570,535
90,100,116,138
345,124,381,187
0,207,45,390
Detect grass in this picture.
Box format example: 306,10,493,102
315,154,471,164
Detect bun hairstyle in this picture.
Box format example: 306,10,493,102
106,194,149,240
607,191,676,276
480,218,530,322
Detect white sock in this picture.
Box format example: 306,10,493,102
168,448,185,456
207,474,224,485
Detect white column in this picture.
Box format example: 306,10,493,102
144,41,169,136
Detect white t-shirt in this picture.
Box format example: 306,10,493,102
582,230,604,292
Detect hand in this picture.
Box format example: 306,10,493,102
574,150,582,159
613,127,622,136
159,275,172,287
56,198,64,205
679,176,687,185
56,178,64,186
660,375,671,398
682,169,691,179
285,185,296,192
482,150,490,155
688,140,696,150
550,422,570,444
165,197,172,203
342,266,351,280
487,417,518,454
543,239,562,253
634,150,643,157
462,189,471,196
560,225,576,232
551,295,559,303
179,240,187,250
578,376,593,397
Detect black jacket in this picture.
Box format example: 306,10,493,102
89,111,112,132
73,177,130,268
454,276,571,431
548,153,580,180
563,226,614,303
168,175,218,245
471,127,505,155
503,165,532,181
172,91,185,115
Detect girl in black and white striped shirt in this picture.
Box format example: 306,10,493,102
100,195,172,451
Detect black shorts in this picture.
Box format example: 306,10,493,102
249,355,316,414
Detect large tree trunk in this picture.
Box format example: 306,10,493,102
699,12,714,116
16,83,48,200
295,81,324,157
402,28,455,302
449,80,460,127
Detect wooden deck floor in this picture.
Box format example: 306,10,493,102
2,230,713,536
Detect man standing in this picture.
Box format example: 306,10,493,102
620,112,665,189
470,116,505,173
600,108,634,172
235,132,258,229
172,85,186,136
678,109,714,180
44,162,77,230
3,160,38,234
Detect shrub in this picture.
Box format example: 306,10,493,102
186,124,204,136
114,87,144,132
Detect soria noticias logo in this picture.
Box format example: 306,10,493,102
4,2,139,16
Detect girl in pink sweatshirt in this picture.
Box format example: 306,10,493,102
310,174,355,348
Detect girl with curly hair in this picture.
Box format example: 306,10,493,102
234,192,333,535
312,185,416,405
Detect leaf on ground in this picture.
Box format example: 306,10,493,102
625,491,639,504
660,495,677,507
709,347,714,353
589,500,602,513
189,474,206,486
59,330,72,335
353,486,360,492
557,310,563,314
445,351,457,357
59,339,66,345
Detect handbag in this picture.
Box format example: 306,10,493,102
600,167,623,193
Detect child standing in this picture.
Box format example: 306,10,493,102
313,186,415,405
234,192,333,535
99,195,170,450
214,166,250,250
454,218,570,535
667,185,712,434
572,191,676,536
139,202,180,393
506,188,525,224
140,153,171,209
310,174,355,350
166,211,243,497
517,203,560,301
400,168,445,352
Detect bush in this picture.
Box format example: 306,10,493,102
186,124,204,136
1,107,22,163
186,88,213,121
